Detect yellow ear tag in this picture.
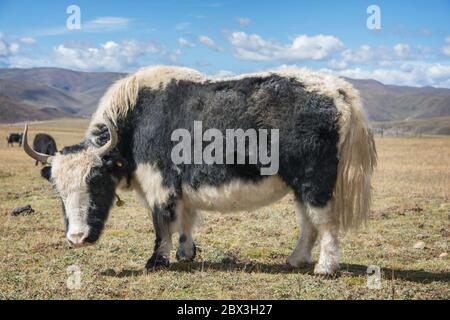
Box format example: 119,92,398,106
116,161,123,167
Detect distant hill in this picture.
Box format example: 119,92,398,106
346,78,450,122
0,94,69,123
0,67,449,134
0,68,123,122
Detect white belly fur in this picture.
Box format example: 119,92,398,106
182,175,290,213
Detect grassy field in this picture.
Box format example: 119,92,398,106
0,119,448,300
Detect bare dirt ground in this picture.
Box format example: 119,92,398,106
0,119,448,299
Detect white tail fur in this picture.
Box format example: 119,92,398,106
333,92,377,231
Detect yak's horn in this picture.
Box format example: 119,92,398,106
22,124,54,165
94,117,118,158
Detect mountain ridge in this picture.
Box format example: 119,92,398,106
1,67,449,134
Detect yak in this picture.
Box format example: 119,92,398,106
6,133,22,146
32,133,58,166
22,66,376,275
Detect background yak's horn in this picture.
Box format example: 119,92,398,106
22,124,54,165
94,117,118,157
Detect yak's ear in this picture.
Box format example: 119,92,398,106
41,166,52,181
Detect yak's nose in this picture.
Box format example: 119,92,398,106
67,232,87,247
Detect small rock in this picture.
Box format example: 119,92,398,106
440,228,450,237
11,205,35,216
413,241,426,250
439,252,448,258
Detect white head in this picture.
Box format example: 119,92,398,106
23,119,128,247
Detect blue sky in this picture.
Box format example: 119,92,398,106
0,0,449,87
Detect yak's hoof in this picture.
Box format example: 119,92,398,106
314,262,339,276
286,254,313,268
145,253,170,271
176,242,197,262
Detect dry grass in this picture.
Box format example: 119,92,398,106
0,120,448,300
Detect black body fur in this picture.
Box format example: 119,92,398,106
6,133,22,146
126,75,340,207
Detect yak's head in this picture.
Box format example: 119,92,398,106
23,119,128,248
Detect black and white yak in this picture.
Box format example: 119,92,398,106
32,133,58,166
22,66,376,275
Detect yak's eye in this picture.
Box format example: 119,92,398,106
41,166,52,181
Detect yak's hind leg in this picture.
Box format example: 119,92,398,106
287,200,339,274
175,200,197,262
287,201,318,267
308,202,340,275
280,157,340,274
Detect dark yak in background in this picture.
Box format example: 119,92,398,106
32,133,57,165
6,133,23,146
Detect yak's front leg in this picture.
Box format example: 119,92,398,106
176,201,197,262
145,199,177,271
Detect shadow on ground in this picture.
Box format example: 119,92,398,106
101,261,449,284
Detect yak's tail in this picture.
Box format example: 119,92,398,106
333,91,377,231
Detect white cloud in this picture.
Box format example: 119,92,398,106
442,37,450,56
236,17,251,26
33,16,131,36
226,32,344,62
88,17,129,26
175,22,191,31
199,35,223,52
394,43,410,58
328,43,432,70
322,62,450,88
0,34,20,58
0,33,40,67
51,40,179,72
9,42,20,54
178,37,195,48
20,37,36,45
84,16,131,32
327,59,348,70
340,45,386,65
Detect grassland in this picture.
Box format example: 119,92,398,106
0,119,448,299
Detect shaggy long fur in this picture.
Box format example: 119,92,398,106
332,96,377,230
